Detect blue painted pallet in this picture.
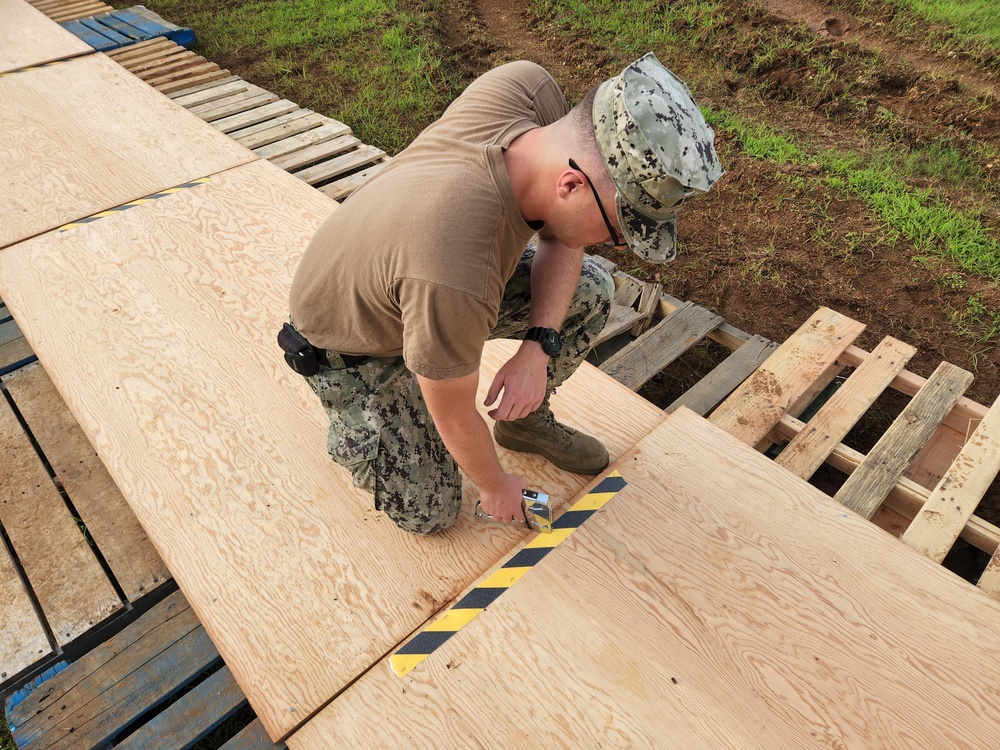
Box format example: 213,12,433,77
4,589,282,749
60,6,194,52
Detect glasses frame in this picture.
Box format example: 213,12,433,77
569,158,625,249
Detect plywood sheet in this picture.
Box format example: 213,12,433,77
3,362,169,600
0,159,665,740
0,0,92,74
289,408,1000,749
0,52,254,249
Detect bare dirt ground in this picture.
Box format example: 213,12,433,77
440,0,1000,560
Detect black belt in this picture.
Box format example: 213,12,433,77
316,349,371,369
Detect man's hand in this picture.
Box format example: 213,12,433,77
479,472,528,522
484,342,549,421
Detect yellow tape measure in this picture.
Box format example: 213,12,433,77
389,471,627,677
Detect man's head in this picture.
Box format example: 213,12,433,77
593,53,724,262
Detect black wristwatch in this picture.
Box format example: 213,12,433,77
525,327,562,356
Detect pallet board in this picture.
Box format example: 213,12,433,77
28,0,112,24
0,547,51,682
59,6,193,52
0,0,92,74
287,408,1000,749
0,390,121,649
0,52,254,249
3,363,169,601
0,159,666,741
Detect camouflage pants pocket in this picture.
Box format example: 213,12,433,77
309,357,462,535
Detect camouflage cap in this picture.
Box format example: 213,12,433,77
593,53,724,262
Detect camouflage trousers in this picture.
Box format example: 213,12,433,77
305,244,613,534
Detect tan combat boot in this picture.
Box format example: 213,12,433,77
494,408,609,474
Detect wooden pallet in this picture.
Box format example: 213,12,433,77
59,7,193,52
5,589,282,750
103,40,391,201
27,0,113,25
594,262,1000,591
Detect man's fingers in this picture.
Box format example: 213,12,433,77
484,375,503,407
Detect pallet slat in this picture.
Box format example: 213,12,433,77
0,396,121,648
254,122,354,161
774,336,917,479
211,100,299,134
3,363,168,601
601,302,723,391
172,80,251,109
835,361,975,519
193,91,278,122
900,392,1000,562
709,307,865,446
221,719,283,750
115,666,246,749
317,161,389,202
666,334,777,416
292,144,387,185
0,546,51,682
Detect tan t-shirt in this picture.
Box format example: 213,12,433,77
288,61,568,380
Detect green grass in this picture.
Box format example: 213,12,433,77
127,0,461,153
893,0,1000,48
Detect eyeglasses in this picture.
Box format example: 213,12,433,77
569,158,626,249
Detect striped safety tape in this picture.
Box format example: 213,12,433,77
58,177,211,231
0,60,68,78
389,471,628,677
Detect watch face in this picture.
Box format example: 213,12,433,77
541,329,561,355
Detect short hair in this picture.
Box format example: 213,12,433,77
565,84,615,193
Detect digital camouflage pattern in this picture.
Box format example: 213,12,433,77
306,243,613,534
593,52,724,263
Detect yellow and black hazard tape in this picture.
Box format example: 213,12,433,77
0,60,69,78
389,471,627,677
58,177,211,232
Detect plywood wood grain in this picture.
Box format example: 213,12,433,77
0,389,121,645
0,0,92,74
289,409,1000,749
0,159,664,740
0,52,255,249
3,362,169,600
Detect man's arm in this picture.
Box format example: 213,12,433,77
417,370,527,522
484,235,585,420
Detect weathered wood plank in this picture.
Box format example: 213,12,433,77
230,111,324,149
292,144,388,185
254,124,355,162
166,75,242,100
3,363,168,601
835,361,974,520
289,409,1000,749
657,292,750,351
900,392,1000,562
709,307,865,446
101,36,173,61
316,160,390,202
222,719,284,750
172,80,252,109
9,589,190,730
115,665,246,750
211,100,300,134
0,544,51,682
157,69,232,95
629,281,662,336
591,303,647,348
36,627,219,750
194,92,279,123
979,554,1000,600
666,334,777,416
601,302,723,391
0,395,120,647
774,336,917,479
0,335,34,371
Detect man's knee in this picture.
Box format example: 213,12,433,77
383,493,462,535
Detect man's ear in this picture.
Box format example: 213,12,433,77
555,165,586,201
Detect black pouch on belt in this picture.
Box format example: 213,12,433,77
278,323,320,377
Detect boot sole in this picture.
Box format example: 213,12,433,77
494,429,609,475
